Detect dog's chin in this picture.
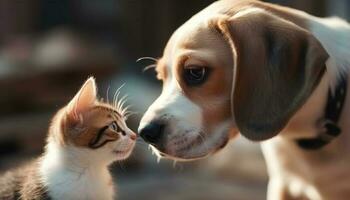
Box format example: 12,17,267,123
161,151,210,161
150,134,230,161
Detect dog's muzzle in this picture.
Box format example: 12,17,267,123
139,121,165,147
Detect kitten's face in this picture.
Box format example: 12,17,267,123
50,78,136,164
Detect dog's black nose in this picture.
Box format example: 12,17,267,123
139,122,164,144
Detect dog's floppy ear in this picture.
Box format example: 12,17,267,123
216,9,328,141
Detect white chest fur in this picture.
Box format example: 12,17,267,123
39,143,115,200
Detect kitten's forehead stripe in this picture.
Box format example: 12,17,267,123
93,105,122,118
59,98,129,148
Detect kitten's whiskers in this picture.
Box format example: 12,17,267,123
106,85,111,104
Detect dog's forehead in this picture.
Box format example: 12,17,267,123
164,18,217,54
160,23,232,76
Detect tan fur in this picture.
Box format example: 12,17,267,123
59,103,122,147
146,0,350,199
0,77,136,200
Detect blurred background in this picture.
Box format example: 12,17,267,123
0,0,349,199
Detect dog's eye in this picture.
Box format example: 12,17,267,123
183,66,209,86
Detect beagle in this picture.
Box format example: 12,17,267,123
138,0,350,199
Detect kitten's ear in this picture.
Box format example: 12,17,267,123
67,77,97,121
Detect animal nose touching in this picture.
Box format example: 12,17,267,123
139,121,165,145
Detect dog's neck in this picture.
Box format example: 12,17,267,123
281,70,332,139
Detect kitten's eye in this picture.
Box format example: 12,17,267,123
110,122,119,132
109,121,126,136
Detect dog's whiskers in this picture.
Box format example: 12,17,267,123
136,56,158,63
148,145,162,163
142,64,157,72
137,56,158,72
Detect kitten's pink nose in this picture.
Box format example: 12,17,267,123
130,133,137,141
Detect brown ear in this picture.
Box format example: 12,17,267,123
216,9,328,141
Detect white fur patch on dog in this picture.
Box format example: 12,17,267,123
309,16,350,90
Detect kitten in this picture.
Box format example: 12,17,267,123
0,77,137,200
